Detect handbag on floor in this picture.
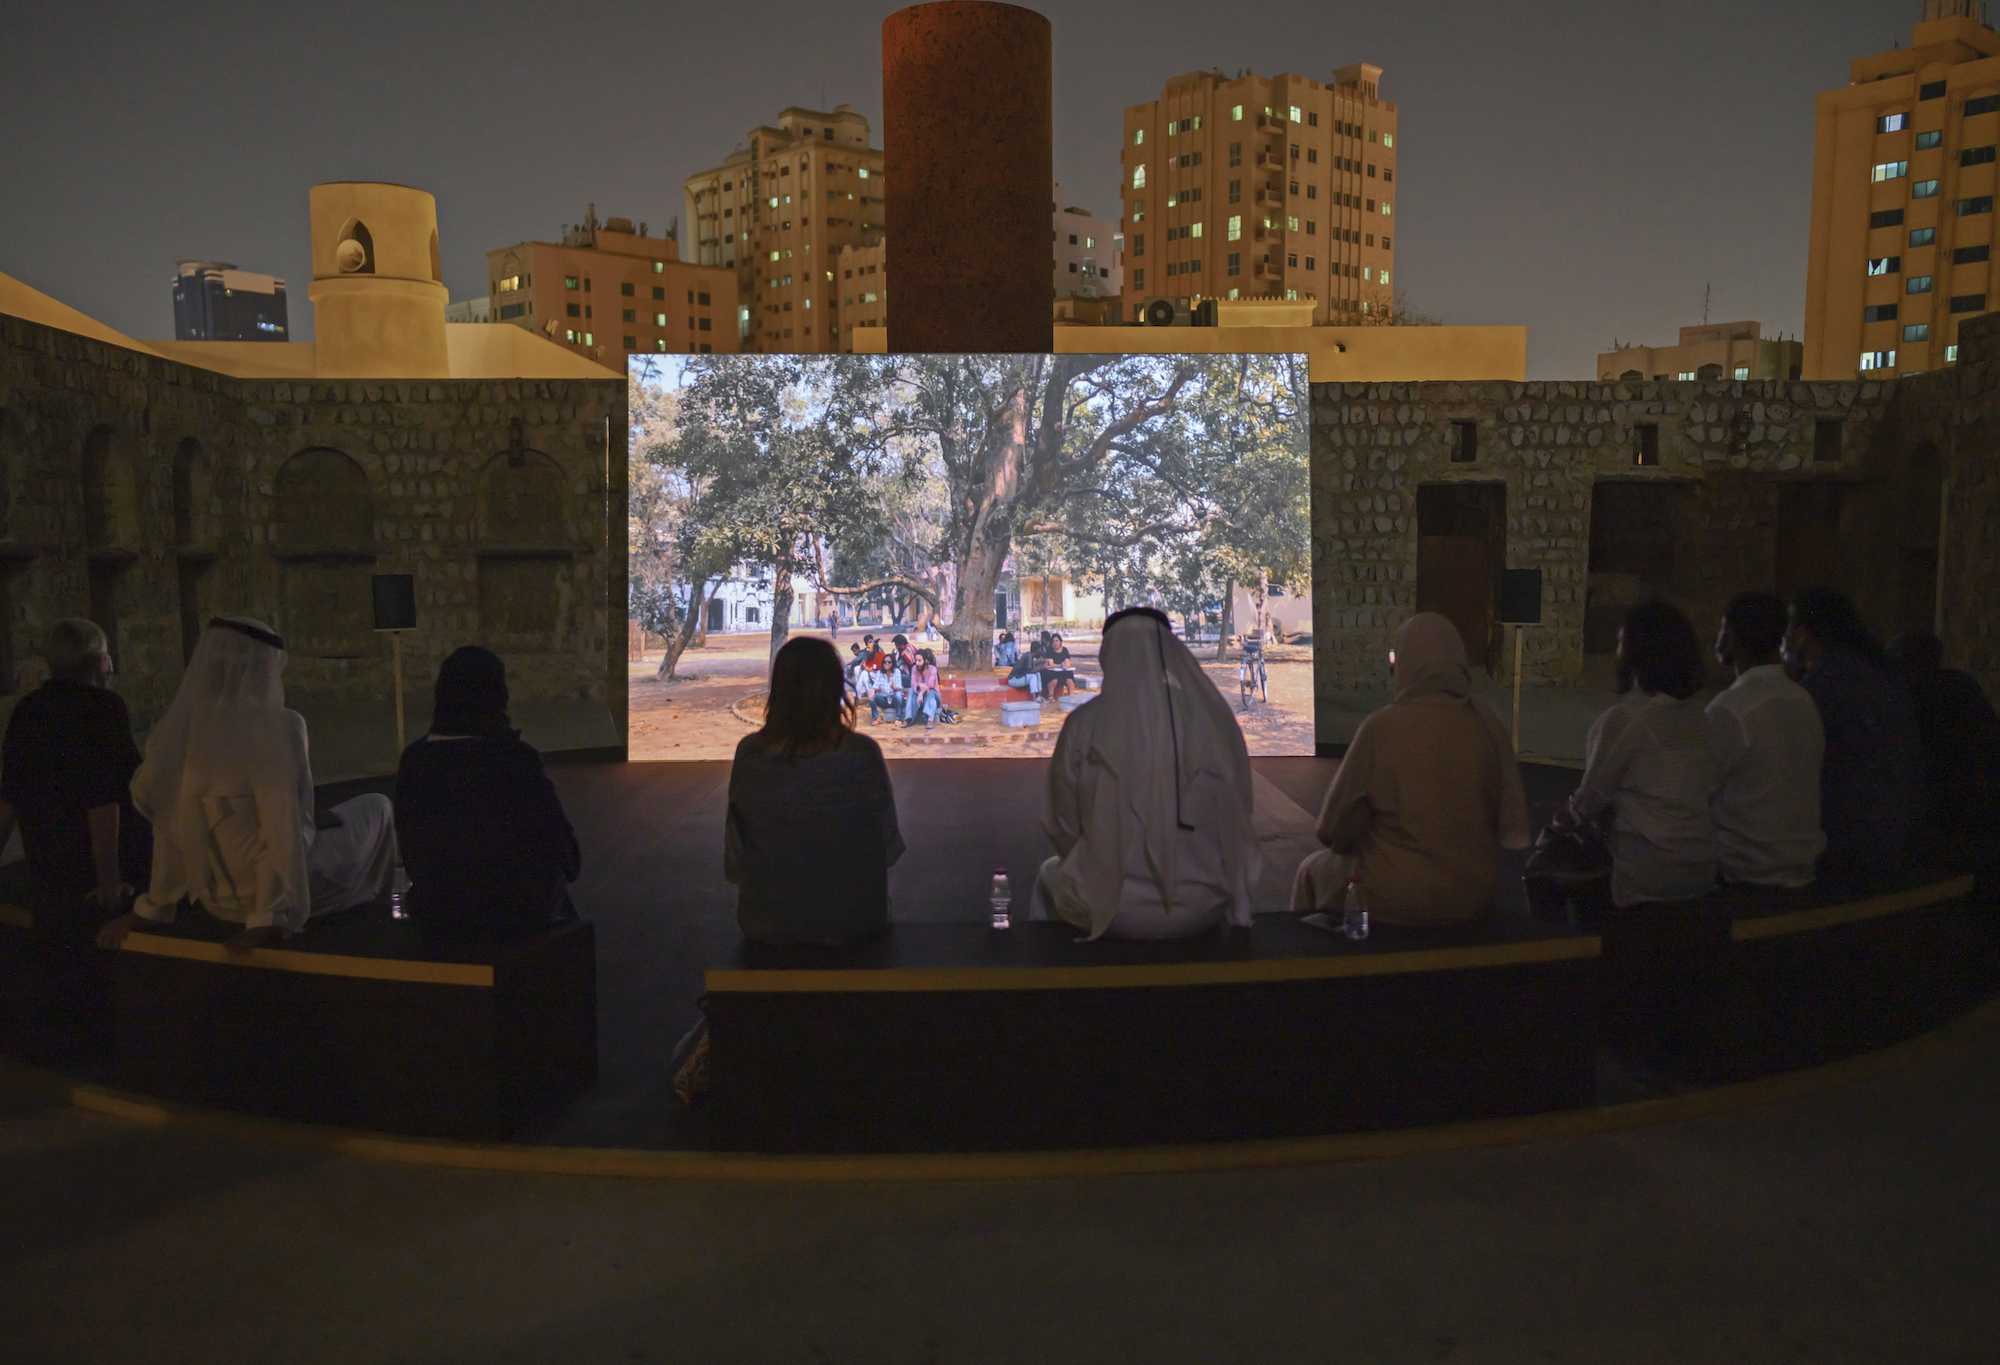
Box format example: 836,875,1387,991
1524,821,1612,887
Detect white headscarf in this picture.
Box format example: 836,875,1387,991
131,617,312,921
1060,610,1259,937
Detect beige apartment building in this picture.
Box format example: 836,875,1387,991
831,239,887,345
1597,321,1803,382
1119,63,1398,325
683,104,885,353
484,207,739,365
1053,183,1121,299
1805,1,2000,379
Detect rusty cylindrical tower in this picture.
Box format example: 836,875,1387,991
882,2,1053,354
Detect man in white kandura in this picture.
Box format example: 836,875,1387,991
1033,607,1261,939
97,616,398,954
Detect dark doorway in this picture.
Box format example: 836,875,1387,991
1586,481,1685,654
707,597,725,632
1775,482,1846,602
1897,444,1943,633
994,589,1010,629
1415,482,1506,668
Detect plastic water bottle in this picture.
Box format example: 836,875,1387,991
391,861,410,920
990,870,1012,930
1342,875,1369,941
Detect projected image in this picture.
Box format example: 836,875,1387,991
627,352,1311,758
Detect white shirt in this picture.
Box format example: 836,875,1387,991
1705,664,1825,887
1570,691,1719,908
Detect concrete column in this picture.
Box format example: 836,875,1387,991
882,2,1052,354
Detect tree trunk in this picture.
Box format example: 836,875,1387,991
1216,579,1235,661
944,534,1010,670
1252,570,1270,639
768,565,794,665
659,578,718,680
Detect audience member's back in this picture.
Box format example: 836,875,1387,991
1889,628,1999,840
726,637,903,945
1705,592,1824,888
394,647,580,939
0,619,151,908
1788,588,1920,878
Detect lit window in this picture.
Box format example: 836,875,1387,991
1878,112,1906,133
564,276,579,290
1911,227,1937,246
1905,323,1931,341
656,339,667,352
1914,179,1941,198
1859,349,1896,370
652,262,664,273
1383,133,1394,148
859,167,869,178
1190,222,1203,237
497,274,523,293
654,313,666,325
1948,343,1959,362
1288,215,1299,231
1133,164,1146,188
1868,256,1900,275
1382,201,1392,215
1289,104,1302,121
1085,236,1094,248
1228,215,1241,240
1133,128,1144,145
1131,198,1146,221
1381,270,1390,286
1871,160,1908,181
565,329,576,342
1231,105,1242,120
1677,371,1696,380
1909,275,1934,293
1917,130,1942,150
771,251,780,261
1733,366,1750,380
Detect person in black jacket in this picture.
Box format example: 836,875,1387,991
393,647,580,938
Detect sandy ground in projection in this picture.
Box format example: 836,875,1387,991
626,630,1316,760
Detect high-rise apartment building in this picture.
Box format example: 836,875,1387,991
1806,1,2000,378
483,206,739,365
683,104,885,353
1119,64,1398,325
171,261,288,341
1053,183,1121,299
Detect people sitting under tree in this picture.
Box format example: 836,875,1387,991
904,647,942,731
97,617,399,955
726,636,904,944
1543,601,1718,919
1887,627,1998,849
995,629,1018,667
1785,587,1921,881
0,619,153,920
854,652,896,724
1705,591,1825,895
1033,608,1259,939
1292,613,1530,924
1041,633,1076,700
392,647,580,940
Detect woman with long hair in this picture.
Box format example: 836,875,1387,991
725,636,904,943
903,647,942,731
392,646,581,938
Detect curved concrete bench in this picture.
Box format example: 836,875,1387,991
703,918,1605,1153
112,909,596,1139
1600,872,1991,1082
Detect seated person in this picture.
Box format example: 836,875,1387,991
393,647,580,939
1006,642,1044,696
726,636,904,944
1041,633,1076,699
1549,601,1717,913
1292,613,1530,924
97,617,398,954
1887,627,1998,841
1034,608,1259,940
1706,591,1825,892
0,619,152,920
1786,587,1921,879
853,654,895,723
903,648,941,730
995,630,1018,667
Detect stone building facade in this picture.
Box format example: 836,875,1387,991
1310,316,2000,731
0,313,626,778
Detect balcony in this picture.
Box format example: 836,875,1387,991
1256,150,1284,171
1254,224,1284,243
1256,260,1284,281
1255,184,1284,209
1256,114,1287,136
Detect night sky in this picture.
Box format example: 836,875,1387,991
0,1,1925,375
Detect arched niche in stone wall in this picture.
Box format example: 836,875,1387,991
1898,441,1945,633
474,424,572,653
81,423,140,662
274,446,376,660
174,436,217,664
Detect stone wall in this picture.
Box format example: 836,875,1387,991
0,315,626,776
1308,368,1987,728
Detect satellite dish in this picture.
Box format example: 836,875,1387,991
1144,298,1177,327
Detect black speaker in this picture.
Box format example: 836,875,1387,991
372,574,417,632
1498,568,1542,625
